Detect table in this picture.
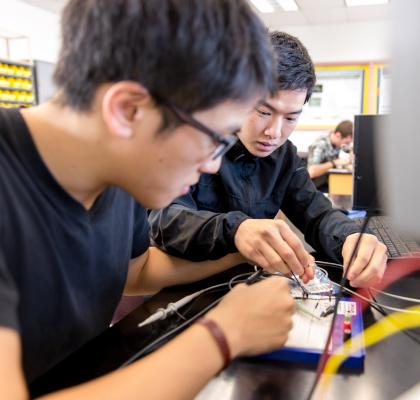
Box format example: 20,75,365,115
29,264,420,400
328,168,353,195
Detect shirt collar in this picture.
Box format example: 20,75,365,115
226,140,258,162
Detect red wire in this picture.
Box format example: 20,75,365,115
316,257,420,386
357,257,420,312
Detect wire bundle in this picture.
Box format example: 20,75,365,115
121,249,420,400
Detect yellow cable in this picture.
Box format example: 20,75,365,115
315,305,420,398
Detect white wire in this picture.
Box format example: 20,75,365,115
315,259,420,303
315,260,343,269
316,259,420,304
228,272,254,289
138,272,255,328
331,282,420,315
369,287,420,304
137,281,231,328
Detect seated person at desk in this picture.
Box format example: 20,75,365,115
307,120,354,191
150,33,387,289
0,1,299,399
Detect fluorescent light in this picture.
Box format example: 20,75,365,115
345,0,388,6
275,0,299,11
249,0,275,13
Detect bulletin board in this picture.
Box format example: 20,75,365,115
374,64,390,114
297,65,369,130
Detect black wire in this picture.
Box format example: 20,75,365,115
289,269,310,297
119,296,224,369
305,213,372,400
172,308,187,321
121,274,255,369
315,261,344,270
367,289,420,347
321,263,420,346
294,296,337,301
177,286,233,320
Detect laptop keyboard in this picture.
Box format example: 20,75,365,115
353,216,420,258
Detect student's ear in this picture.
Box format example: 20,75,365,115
102,81,151,138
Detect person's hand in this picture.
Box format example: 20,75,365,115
342,233,387,287
206,277,295,357
234,219,315,283
333,157,351,167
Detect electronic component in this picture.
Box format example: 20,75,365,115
256,298,365,370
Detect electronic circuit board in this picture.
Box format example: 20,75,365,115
257,268,365,369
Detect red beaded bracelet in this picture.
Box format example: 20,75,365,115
197,317,231,369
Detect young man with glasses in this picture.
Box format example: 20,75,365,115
150,31,387,289
158,99,239,161
0,1,297,399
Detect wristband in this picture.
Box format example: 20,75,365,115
197,317,231,369
331,159,337,168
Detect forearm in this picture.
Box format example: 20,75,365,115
315,209,365,261
308,161,333,179
149,205,249,261
282,167,347,260
38,324,224,400
125,247,246,295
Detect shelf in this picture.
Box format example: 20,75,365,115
0,58,32,68
0,100,34,105
0,86,33,93
0,73,32,80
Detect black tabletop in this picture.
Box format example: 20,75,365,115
30,264,420,400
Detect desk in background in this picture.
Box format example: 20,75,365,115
29,264,420,400
328,168,353,195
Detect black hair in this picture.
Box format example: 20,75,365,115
53,0,276,112
270,31,316,103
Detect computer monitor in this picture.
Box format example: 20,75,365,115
352,114,387,211
378,0,420,240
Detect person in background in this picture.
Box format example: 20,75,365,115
0,1,297,399
307,119,354,191
149,32,387,289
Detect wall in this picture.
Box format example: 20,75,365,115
281,20,390,152
0,0,60,62
0,3,389,152
1,4,390,68
281,20,390,64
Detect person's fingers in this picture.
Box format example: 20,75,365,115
252,242,289,274
342,233,368,275
346,236,381,281
300,264,315,283
350,244,387,287
346,250,373,281
342,236,356,274
249,223,304,275
267,236,304,275
246,248,273,273
303,255,316,281
299,270,311,284
278,222,312,271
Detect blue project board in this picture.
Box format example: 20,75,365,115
258,297,365,370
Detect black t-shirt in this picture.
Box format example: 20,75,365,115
0,108,150,381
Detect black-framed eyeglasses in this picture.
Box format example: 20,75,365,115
157,99,238,160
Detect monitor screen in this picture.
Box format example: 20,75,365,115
352,114,387,212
